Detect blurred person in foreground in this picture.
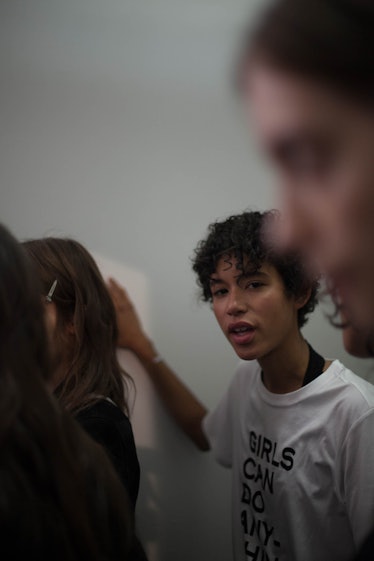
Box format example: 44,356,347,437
237,0,374,558
238,0,374,354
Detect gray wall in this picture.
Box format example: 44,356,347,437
1,2,373,560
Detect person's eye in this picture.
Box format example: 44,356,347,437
212,288,228,298
274,140,332,179
287,147,331,178
295,154,326,174
245,281,264,290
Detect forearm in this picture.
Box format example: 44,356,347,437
136,342,210,451
107,279,209,450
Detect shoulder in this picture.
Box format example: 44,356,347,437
76,400,135,449
204,360,260,427
216,359,261,410
325,361,374,445
328,360,374,411
77,399,129,422
355,529,374,561
77,400,133,431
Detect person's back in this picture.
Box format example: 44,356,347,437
76,399,140,508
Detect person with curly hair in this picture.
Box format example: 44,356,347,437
108,210,374,561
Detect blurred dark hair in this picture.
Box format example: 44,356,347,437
23,238,132,415
192,211,318,328
237,0,374,107
0,223,132,560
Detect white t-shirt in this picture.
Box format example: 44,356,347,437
203,359,374,561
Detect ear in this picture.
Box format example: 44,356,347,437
295,287,312,310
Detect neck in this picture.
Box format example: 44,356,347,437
259,333,309,394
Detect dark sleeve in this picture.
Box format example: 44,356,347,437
354,529,374,561
77,410,148,561
77,415,140,511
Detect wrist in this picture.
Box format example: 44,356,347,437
135,339,159,364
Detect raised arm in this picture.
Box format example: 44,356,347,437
108,278,210,451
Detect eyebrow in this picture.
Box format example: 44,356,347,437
209,278,224,285
269,135,303,159
268,130,327,160
209,271,269,284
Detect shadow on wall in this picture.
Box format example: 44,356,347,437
92,253,231,561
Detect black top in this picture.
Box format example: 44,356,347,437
261,343,325,388
76,400,148,561
355,529,374,561
302,344,325,386
76,399,140,510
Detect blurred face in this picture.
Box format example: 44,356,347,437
342,324,372,359
210,256,301,361
247,64,374,337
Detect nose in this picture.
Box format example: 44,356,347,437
226,288,248,316
275,185,316,253
276,209,301,251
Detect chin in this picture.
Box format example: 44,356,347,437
234,346,259,361
343,328,374,358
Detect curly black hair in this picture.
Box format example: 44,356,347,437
192,210,319,328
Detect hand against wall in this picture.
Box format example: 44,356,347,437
107,277,156,362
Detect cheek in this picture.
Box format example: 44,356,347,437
314,160,374,274
43,304,62,353
212,303,224,328
337,164,374,244
44,305,57,333
280,170,373,275
274,180,333,258
342,325,370,358
256,291,292,321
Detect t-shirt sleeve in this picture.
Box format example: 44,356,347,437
203,368,244,468
338,409,374,550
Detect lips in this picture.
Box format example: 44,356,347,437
228,322,256,345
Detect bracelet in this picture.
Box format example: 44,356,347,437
152,354,163,364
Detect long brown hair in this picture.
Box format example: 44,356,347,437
23,237,132,415
238,0,374,107
0,223,132,560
